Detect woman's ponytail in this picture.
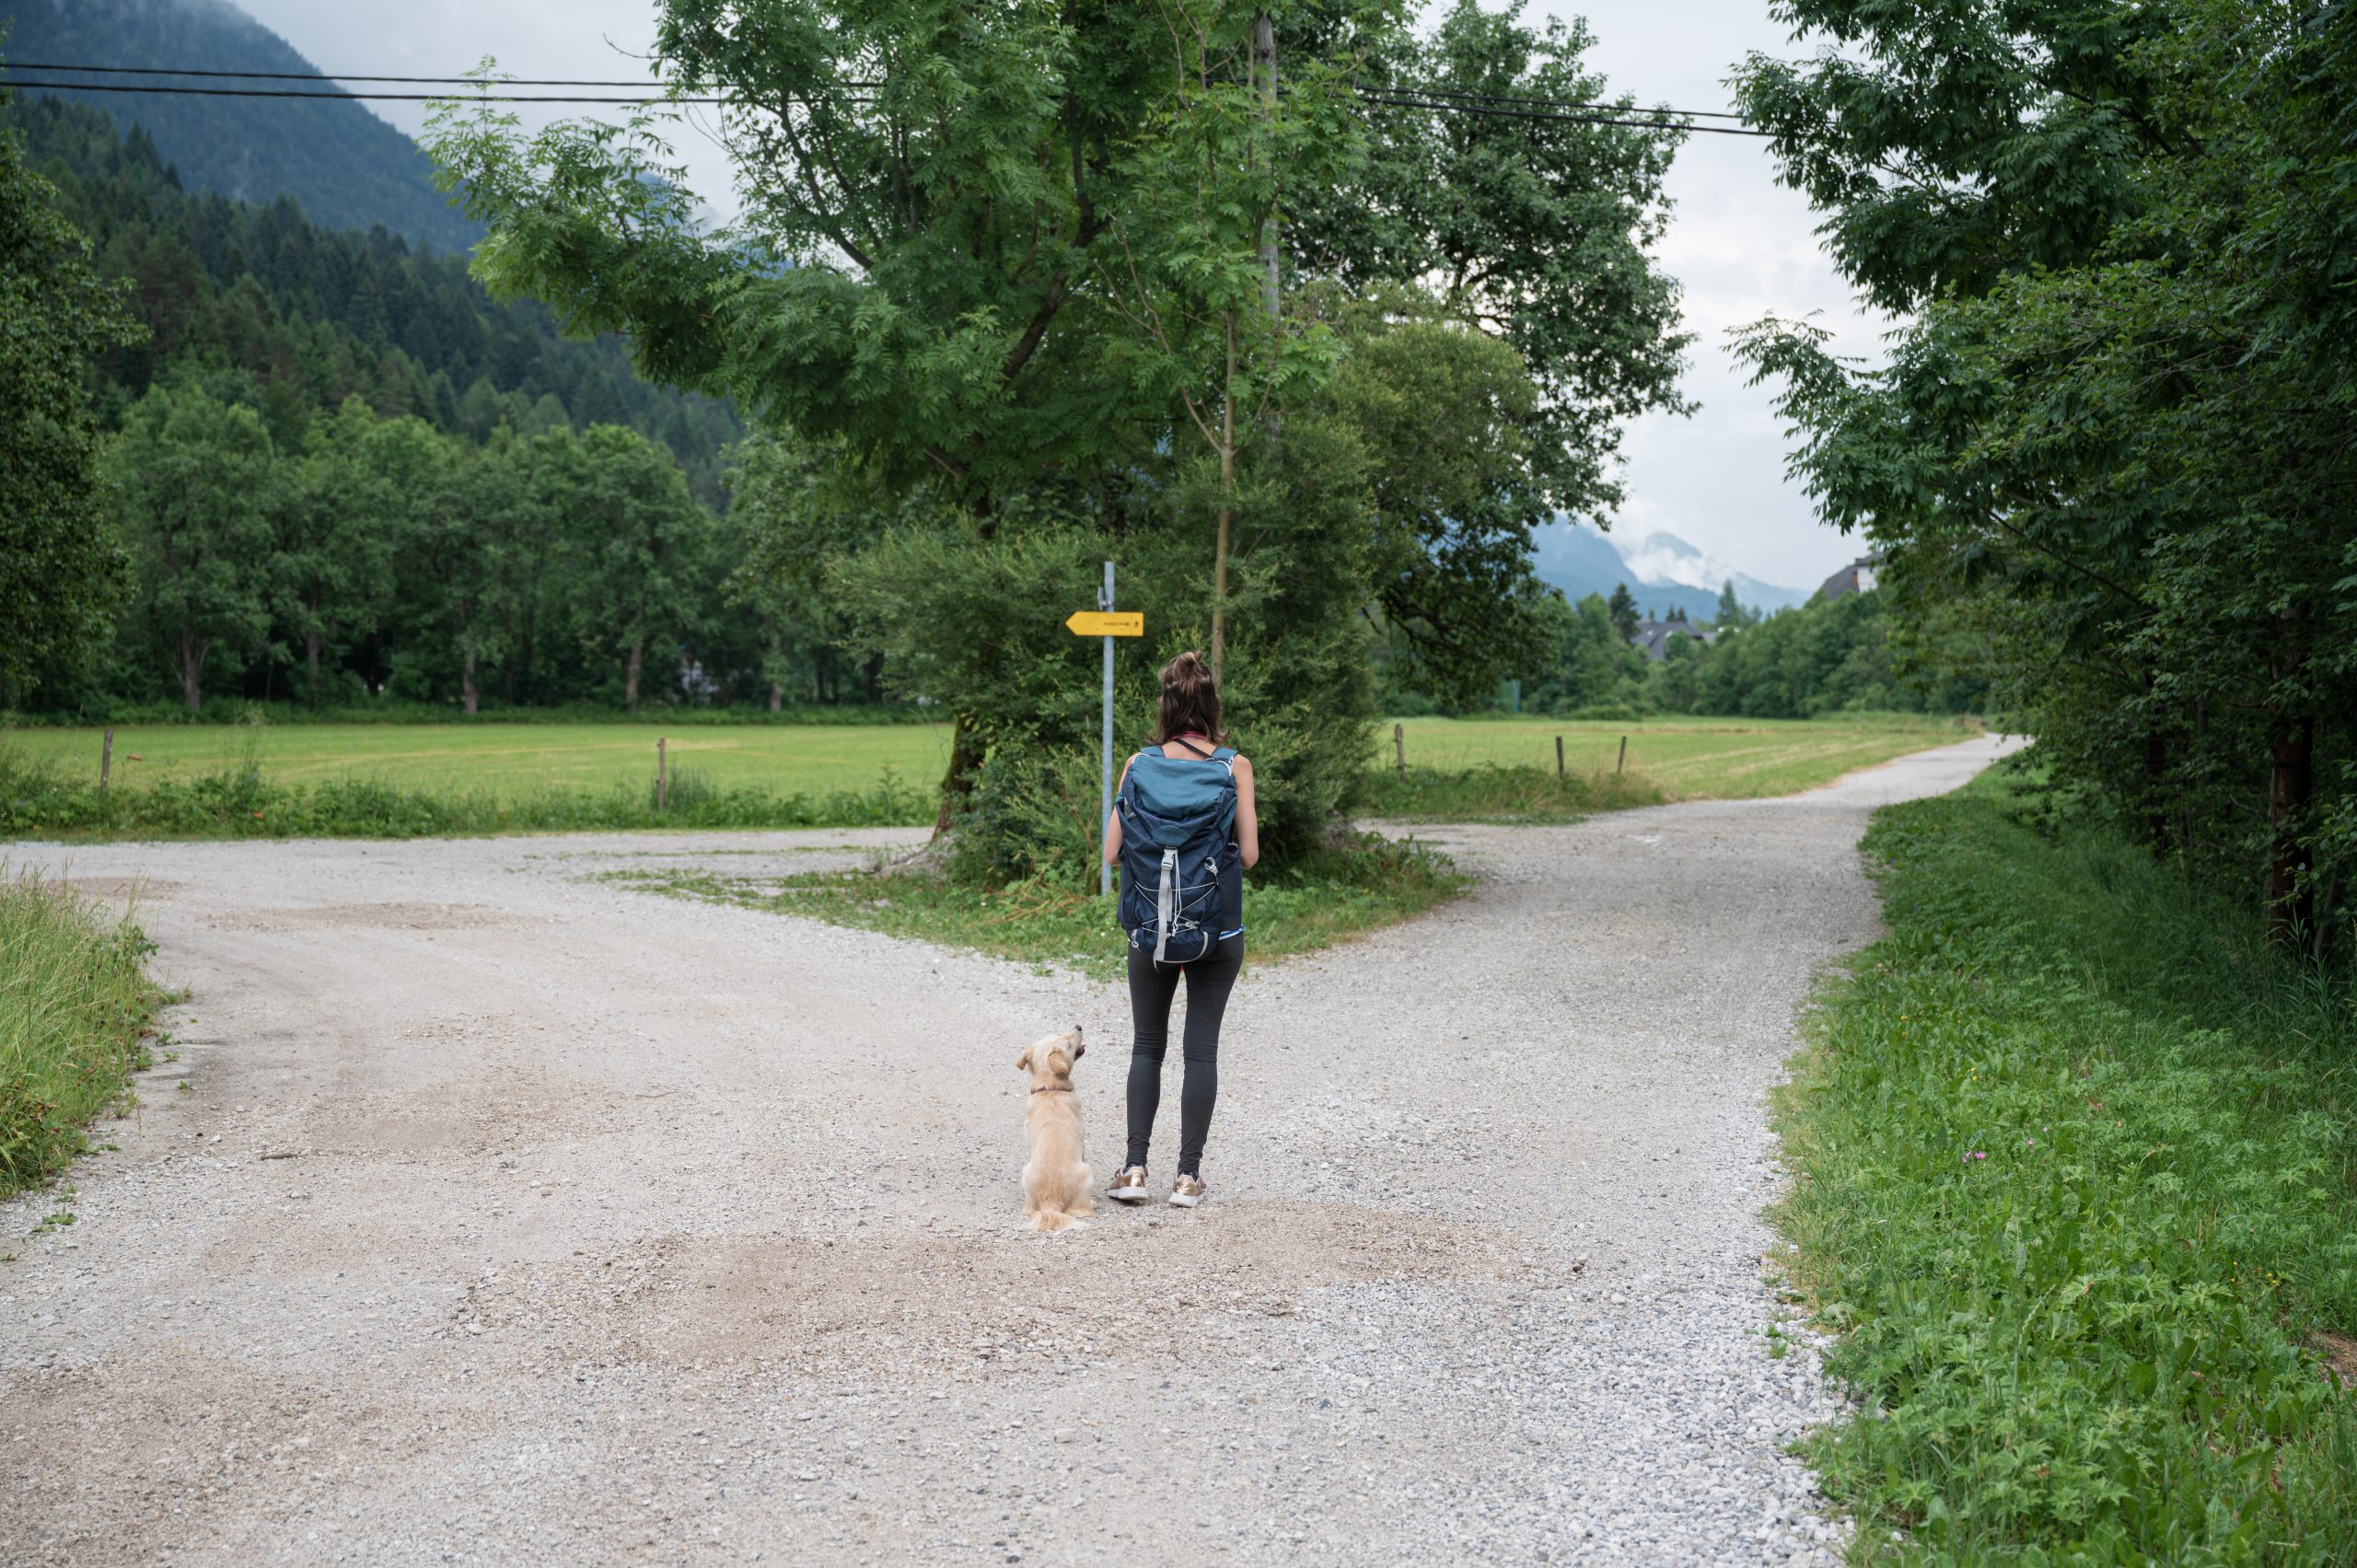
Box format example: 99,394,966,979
1153,650,1224,744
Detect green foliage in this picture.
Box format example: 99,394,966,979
1292,0,1691,512
1520,592,1652,714
428,0,1697,872
0,869,163,1195
109,382,279,710
1656,588,1987,719
0,84,145,695
1734,0,2357,940
0,91,743,498
1780,780,2357,1560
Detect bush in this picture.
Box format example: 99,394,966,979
1781,779,2357,1559
1,872,164,1194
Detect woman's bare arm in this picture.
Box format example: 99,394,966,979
1102,754,1134,865
1233,754,1260,869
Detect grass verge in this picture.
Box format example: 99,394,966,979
0,747,932,840
602,830,1469,981
1360,763,1667,823
1778,776,2357,1561
1,872,166,1197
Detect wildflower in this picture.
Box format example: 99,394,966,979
1963,1150,1989,1162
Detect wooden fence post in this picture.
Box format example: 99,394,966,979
657,738,668,810
1393,723,1405,781
1555,735,1565,781
99,726,114,791
1617,736,1628,775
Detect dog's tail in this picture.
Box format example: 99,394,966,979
1028,1208,1088,1234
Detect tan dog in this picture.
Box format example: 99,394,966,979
1017,1026,1093,1232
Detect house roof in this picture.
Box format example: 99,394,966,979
1629,618,1718,662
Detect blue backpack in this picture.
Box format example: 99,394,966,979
1116,742,1239,966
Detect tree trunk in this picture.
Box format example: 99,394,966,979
767,679,784,714
2143,728,2169,854
178,628,207,713
1209,317,1237,684
933,709,985,838
2265,713,2315,946
624,639,644,713
461,647,479,716
865,652,884,704
1252,15,1281,324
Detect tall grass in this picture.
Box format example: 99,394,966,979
0,745,933,840
1359,762,1666,822
1,872,164,1195
1780,777,2357,1561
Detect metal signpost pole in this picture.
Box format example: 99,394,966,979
1100,561,1116,898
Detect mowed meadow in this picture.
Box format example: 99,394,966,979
0,712,1980,842
1379,713,1979,799
6,721,949,802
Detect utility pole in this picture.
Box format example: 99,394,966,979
1213,14,1282,688
1099,561,1116,899
1253,13,1281,325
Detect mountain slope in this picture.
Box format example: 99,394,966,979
1529,519,1806,621
2,0,478,253
4,91,741,500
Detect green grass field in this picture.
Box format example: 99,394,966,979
1383,713,1980,798
5,721,953,801
6,712,1974,807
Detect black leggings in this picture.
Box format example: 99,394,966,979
1123,935,1243,1177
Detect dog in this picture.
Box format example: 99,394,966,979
1016,1025,1093,1233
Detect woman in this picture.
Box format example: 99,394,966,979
1102,650,1258,1209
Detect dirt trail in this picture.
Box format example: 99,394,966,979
3,737,2015,1565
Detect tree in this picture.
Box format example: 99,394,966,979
1713,581,1759,631
1290,0,1691,515
425,0,1393,826
1732,0,2357,946
1325,290,1551,708
553,425,713,711
0,80,145,696
277,396,401,702
1606,583,1640,644
111,384,279,711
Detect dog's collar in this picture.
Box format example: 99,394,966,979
1030,1085,1075,1095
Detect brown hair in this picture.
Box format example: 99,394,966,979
1152,650,1223,745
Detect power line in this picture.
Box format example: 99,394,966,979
1361,79,1751,121
0,78,740,105
2,60,668,87
1358,89,1770,137
1,57,1760,130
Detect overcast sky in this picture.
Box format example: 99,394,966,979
236,0,1883,588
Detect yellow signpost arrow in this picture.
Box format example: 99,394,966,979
1066,610,1144,637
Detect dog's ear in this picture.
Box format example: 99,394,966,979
1047,1048,1072,1077
1016,1043,1034,1073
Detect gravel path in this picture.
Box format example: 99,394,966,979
3,736,2014,1565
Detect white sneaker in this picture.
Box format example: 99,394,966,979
1168,1174,1206,1208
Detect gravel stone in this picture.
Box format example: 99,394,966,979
1,738,2014,1563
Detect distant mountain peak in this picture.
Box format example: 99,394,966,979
1529,518,1809,620
4,0,481,254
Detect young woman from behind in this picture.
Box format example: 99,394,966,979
1101,650,1258,1208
